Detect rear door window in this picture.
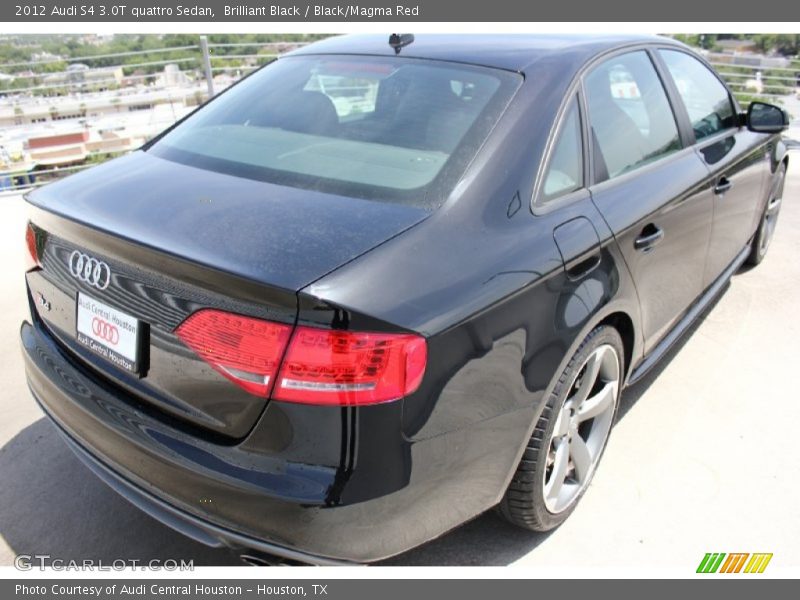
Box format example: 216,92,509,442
584,51,682,181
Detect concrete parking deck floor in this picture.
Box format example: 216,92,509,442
1,153,798,570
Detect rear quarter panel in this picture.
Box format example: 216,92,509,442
303,63,643,460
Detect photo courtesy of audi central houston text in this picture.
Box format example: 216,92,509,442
19,34,789,564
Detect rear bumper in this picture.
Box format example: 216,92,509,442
21,316,533,563
21,316,388,563
49,417,350,565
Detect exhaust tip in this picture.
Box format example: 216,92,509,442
239,553,271,566
239,552,304,566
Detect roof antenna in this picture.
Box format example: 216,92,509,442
389,33,415,54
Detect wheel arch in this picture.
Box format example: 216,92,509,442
542,299,642,404
596,311,636,380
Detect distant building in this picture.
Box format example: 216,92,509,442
0,87,199,127
78,34,115,46
42,65,124,92
0,86,197,170
27,130,90,165
212,72,239,90
157,64,190,87
708,51,790,69
30,51,64,63
715,39,759,54
24,128,143,166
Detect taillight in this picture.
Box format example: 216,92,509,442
175,309,427,406
273,326,427,406
175,309,293,397
25,222,40,271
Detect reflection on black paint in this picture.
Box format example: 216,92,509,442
700,135,735,165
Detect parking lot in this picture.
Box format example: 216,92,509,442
0,151,798,569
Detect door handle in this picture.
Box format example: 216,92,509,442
634,225,664,252
714,176,733,195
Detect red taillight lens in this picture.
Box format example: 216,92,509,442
175,309,292,397
25,222,40,271
273,326,427,406
175,310,427,405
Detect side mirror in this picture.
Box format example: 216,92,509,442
745,101,790,133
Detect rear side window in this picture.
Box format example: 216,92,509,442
148,55,521,207
584,51,682,181
659,49,737,142
541,96,583,203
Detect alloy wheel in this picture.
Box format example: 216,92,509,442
543,344,620,514
759,194,782,256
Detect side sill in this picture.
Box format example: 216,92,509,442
627,244,751,386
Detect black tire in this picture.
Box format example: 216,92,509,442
498,325,624,532
747,162,786,266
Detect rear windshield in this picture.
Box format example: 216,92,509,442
148,55,521,207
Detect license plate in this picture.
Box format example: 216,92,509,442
76,292,140,374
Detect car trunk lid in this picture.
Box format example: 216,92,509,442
24,151,427,438
28,151,428,291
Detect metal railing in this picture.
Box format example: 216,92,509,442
706,51,800,103
2,40,798,195
0,35,313,193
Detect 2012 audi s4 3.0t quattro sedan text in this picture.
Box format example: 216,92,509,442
21,34,789,564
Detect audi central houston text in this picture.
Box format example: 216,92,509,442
21,34,788,563
15,585,251,596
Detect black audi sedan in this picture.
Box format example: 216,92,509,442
21,34,789,564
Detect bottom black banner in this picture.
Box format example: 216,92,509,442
1,579,787,600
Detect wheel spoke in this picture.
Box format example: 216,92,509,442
542,342,621,515
545,438,570,501
573,350,602,405
570,435,592,483
553,404,571,437
766,219,777,240
577,382,616,423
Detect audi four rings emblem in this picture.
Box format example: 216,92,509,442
91,317,119,345
68,251,111,290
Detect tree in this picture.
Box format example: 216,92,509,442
751,35,800,56
672,34,721,50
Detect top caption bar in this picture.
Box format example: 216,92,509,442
4,0,800,22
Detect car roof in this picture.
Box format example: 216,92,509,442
287,34,687,74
